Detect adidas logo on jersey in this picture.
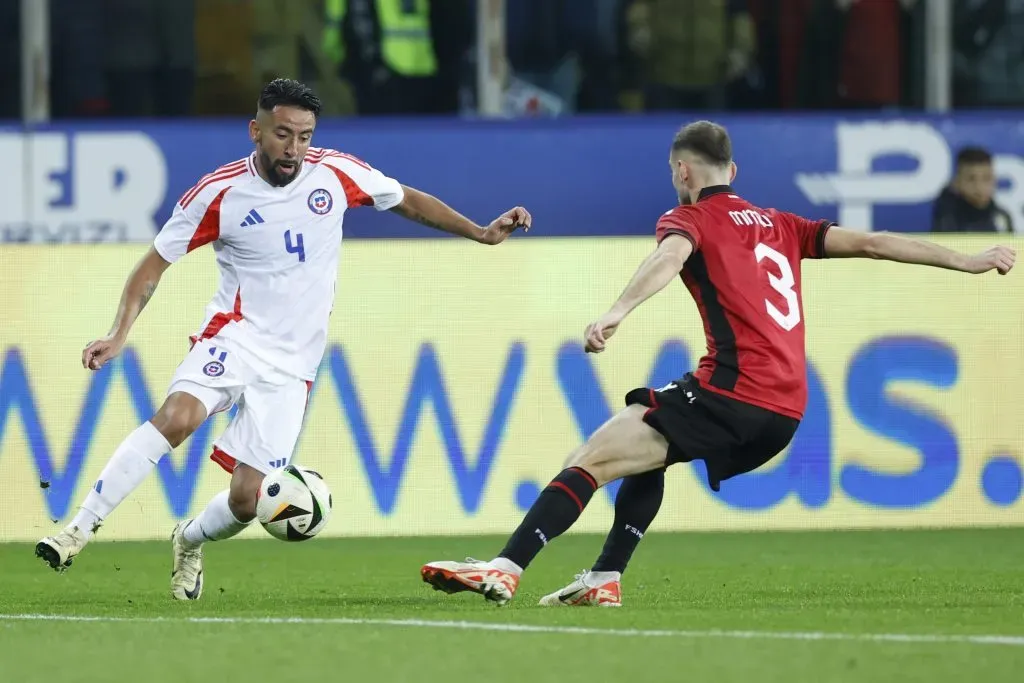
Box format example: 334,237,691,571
240,209,265,227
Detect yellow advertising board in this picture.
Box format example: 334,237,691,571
1,236,1022,542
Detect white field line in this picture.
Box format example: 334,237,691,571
1,613,1023,647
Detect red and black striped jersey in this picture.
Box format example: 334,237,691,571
656,185,834,420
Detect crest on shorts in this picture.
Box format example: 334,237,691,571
308,189,333,215
203,361,225,377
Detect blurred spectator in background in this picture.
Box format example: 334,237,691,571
323,0,472,115
932,147,1014,233
251,0,306,96
954,0,1024,108
0,0,109,118
504,0,624,114
51,0,107,117
628,0,757,111
1,0,1017,120
103,0,196,117
798,0,906,109
746,0,812,110
0,0,20,119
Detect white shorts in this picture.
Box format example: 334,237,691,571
167,336,312,475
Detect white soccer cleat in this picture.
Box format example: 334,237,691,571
35,526,89,573
420,558,520,606
171,521,204,601
538,570,622,607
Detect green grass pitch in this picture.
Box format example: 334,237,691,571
2,528,1023,682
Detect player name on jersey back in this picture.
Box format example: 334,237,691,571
154,149,405,381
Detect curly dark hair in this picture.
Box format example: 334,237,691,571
257,79,322,118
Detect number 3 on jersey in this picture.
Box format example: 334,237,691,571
754,243,800,331
284,229,306,262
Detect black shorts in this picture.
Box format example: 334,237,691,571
625,373,799,491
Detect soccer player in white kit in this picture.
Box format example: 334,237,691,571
35,79,532,600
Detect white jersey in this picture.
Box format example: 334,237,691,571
154,147,403,381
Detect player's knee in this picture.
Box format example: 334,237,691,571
563,445,589,470
564,436,613,469
150,393,207,447
228,464,262,522
563,446,608,486
562,406,665,486
227,488,257,523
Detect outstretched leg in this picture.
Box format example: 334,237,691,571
420,404,669,605
35,392,206,572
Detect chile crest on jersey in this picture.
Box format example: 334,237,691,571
307,188,333,215
202,361,225,377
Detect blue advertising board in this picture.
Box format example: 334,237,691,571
2,113,1023,243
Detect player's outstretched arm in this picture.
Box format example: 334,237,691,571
82,247,172,371
391,185,531,245
823,227,1016,275
584,235,694,353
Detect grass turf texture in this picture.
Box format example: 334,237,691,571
1,528,1022,682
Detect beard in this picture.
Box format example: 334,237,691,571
260,150,301,187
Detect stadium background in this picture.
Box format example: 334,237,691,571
1,0,1023,543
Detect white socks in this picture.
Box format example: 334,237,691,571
67,422,251,550
71,422,171,539
182,490,251,548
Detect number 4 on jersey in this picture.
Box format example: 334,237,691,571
754,243,800,331
284,230,306,262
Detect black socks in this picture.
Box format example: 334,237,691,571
498,467,598,570
592,468,665,573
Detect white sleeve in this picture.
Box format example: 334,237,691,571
322,153,405,211
153,186,225,263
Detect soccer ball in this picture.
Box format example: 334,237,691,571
256,465,332,541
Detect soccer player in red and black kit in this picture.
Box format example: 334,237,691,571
420,121,1017,607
